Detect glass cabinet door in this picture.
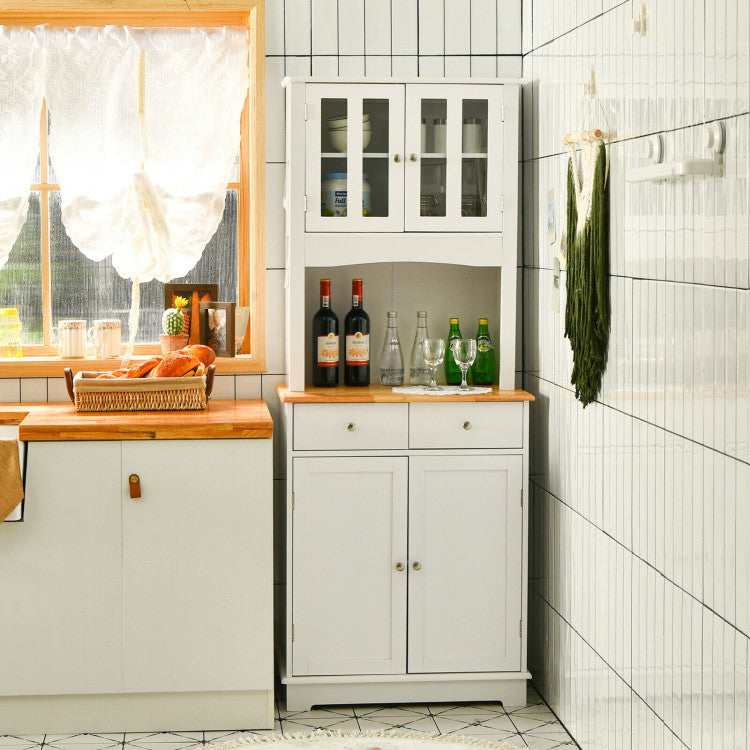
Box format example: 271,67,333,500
305,84,405,232
404,84,504,232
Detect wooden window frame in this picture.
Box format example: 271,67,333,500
0,0,265,376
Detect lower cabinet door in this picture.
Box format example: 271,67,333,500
0,441,123,696
408,454,523,673
122,439,273,694
292,456,408,676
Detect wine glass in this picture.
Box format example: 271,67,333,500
451,338,477,391
420,338,446,391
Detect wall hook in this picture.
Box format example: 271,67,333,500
633,3,647,36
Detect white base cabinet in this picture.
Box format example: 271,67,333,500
0,438,273,732
279,393,531,711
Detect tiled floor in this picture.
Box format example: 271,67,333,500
0,686,576,750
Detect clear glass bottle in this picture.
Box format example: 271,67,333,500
0,308,23,359
409,311,430,385
379,311,404,386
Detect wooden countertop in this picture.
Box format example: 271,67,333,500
0,400,273,441
277,384,535,403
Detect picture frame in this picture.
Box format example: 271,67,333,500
199,301,235,358
164,283,219,346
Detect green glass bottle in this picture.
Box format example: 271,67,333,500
471,317,495,385
443,317,462,385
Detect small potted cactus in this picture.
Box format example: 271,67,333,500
160,296,190,353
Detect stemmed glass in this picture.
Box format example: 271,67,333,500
420,338,446,391
451,338,477,391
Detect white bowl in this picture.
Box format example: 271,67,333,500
328,114,370,128
329,127,372,152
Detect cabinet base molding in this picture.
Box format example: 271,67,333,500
282,674,530,712
0,690,274,734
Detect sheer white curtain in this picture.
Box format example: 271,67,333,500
0,26,44,270
44,25,249,284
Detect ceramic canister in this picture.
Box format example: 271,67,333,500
51,319,87,358
87,319,121,359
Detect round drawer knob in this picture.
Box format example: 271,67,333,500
463,421,472,430
393,154,402,163
395,562,405,572
347,422,357,432
412,561,422,571
409,153,419,162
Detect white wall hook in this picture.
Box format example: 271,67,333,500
645,134,662,163
704,121,725,154
633,3,647,36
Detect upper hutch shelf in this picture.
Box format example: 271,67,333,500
282,77,520,391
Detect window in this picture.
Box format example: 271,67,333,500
0,1,266,374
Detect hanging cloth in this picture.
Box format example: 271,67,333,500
0,26,44,270
564,138,610,407
43,25,248,359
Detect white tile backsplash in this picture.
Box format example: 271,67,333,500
524,2,750,749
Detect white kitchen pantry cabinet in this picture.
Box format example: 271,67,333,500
278,394,532,711
0,438,273,732
283,77,520,391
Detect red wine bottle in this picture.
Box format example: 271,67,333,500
344,278,370,386
312,278,339,387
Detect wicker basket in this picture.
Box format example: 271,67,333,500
64,367,215,412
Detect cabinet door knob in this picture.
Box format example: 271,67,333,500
463,421,472,430
128,474,142,499
347,422,357,432
395,562,405,572
409,153,419,162
393,154,402,163
412,561,422,571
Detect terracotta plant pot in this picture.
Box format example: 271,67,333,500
159,334,189,354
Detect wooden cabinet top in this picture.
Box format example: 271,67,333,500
277,384,534,404
0,400,273,441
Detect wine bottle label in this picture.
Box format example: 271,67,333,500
321,295,330,308
345,332,369,365
351,295,360,306
317,333,339,366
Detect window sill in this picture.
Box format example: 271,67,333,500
0,355,264,378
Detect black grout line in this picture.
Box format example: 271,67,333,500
527,472,750,643
522,370,750,470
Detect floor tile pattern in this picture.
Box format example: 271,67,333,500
1,687,576,750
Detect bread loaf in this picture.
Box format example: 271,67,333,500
124,356,163,378
152,352,201,378
181,344,216,367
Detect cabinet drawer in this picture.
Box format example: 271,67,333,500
294,403,409,450
409,402,523,449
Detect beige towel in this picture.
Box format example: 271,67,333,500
0,440,23,523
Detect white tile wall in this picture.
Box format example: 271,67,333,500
524,1,750,749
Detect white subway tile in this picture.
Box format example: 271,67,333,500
338,55,365,76
470,0,496,55
265,57,286,163
20,377,46,403
265,0,285,55
285,0,312,55
444,0,470,55
418,55,445,76
391,0,419,55
469,55,496,77
444,55,470,76
235,374,262,400
265,268,286,375
312,0,339,55
210,375,236,400
391,55,418,76
338,0,365,55
364,55,392,77
312,55,339,76
418,0,445,55
0,378,21,402
365,0,391,54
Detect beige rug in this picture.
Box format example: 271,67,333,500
210,730,522,750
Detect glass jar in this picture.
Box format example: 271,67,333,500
0,308,23,358
321,172,372,217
